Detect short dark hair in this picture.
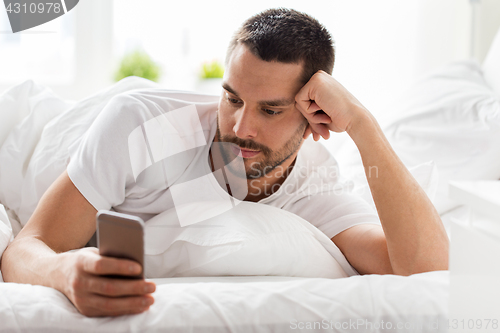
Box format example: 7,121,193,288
226,8,335,85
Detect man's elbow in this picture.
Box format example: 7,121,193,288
391,253,449,276
1,242,16,282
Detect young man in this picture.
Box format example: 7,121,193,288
1,8,449,317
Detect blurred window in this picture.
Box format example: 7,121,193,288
0,7,75,84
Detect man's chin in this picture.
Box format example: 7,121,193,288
222,160,265,180
245,161,275,179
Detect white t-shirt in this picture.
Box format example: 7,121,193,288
67,89,380,239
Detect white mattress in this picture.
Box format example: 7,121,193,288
0,272,449,332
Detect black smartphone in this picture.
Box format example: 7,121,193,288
96,210,145,279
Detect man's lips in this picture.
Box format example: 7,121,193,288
230,145,260,158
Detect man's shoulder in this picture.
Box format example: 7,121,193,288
104,89,220,127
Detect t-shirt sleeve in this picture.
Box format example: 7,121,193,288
66,94,151,211
285,191,382,239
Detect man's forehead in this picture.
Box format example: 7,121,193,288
223,44,303,106
222,82,295,107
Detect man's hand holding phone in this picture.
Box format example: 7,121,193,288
61,210,155,317
62,247,155,317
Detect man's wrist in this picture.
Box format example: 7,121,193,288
49,251,73,293
345,107,379,144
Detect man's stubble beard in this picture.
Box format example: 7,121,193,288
214,112,307,180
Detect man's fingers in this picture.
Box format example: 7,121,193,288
305,101,322,114
302,124,312,139
83,294,155,317
310,123,331,141
295,100,321,118
295,81,317,113
310,111,331,124
298,100,321,114
303,120,331,142
296,99,332,142
81,252,142,277
85,276,156,297
295,101,310,119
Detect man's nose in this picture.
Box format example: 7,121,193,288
233,106,258,139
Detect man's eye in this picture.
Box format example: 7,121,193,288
264,109,281,116
228,97,241,104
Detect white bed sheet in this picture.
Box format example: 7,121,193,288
0,272,449,333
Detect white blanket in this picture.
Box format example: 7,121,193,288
0,272,449,333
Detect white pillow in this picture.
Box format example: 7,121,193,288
0,80,74,149
381,60,500,214
143,201,358,279
483,27,500,96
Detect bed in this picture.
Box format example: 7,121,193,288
0,24,499,333
0,273,449,332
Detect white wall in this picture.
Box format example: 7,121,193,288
414,0,500,70
0,0,113,100
1,0,499,107
67,0,114,99
112,0,500,120
472,0,500,62
414,0,471,77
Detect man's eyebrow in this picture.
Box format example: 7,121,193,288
258,98,294,107
222,83,239,97
222,82,294,107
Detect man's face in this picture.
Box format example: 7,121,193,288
215,44,308,179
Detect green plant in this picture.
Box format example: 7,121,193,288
114,50,161,82
200,60,224,79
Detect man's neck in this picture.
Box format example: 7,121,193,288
242,158,296,202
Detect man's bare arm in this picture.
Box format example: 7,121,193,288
296,71,449,275
1,170,156,316
332,224,393,275
346,111,449,274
